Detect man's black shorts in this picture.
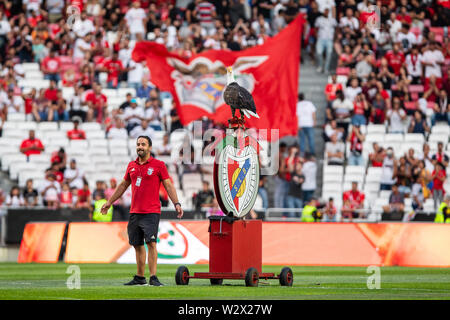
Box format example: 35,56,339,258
128,213,160,246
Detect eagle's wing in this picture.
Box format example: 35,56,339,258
237,87,257,113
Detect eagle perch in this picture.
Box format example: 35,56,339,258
223,66,260,120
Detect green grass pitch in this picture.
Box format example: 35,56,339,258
0,263,449,300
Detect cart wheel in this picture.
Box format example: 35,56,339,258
175,266,190,285
210,278,223,286
245,268,259,287
279,267,293,286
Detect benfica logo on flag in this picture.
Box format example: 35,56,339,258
132,16,304,140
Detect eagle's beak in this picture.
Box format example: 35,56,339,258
226,66,233,73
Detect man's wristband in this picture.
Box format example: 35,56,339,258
174,202,181,208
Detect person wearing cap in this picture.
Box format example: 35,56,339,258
435,194,450,223
67,119,86,140
101,135,183,286
123,98,144,133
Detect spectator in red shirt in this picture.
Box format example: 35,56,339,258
41,49,60,83
67,119,86,140
351,93,369,126
324,74,343,107
51,147,67,172
432,141,449,167
431,161,447,210
101,51,125,89
44,80,58,102
343,181,365,218
384,42,405,76
84,82,108,123
60,182,73,208
76,182,92,210
22,88,37,121
20,130,45,157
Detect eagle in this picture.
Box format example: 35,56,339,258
223,66,260,120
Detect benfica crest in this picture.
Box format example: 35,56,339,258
214,131,260,218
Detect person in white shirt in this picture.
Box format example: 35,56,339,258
4,88,24,114
127,60,146,90
118,37,133,68
129,119,155,139
405,45,423,83
123,99,144,132
124,1,147,40
421,42,445,79
386,97,407,133
144,98,164,131
331,90,353,123
316,0,335,16
315,7,337,73
325,133,345,165
344,78,362,102
5,186,25,208
23,0,43,15
64,159,85,190
396,24,421,51
339,8,359,30
387,12,402,40
301,154,317,203
155,133,172,156
39,173,61,208
107,117,128,140
297,93,316,156
73,34,92,59
72,12,95,38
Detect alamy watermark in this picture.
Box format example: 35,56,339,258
365,5,381,32
366,266,381,290
66,265,81,290
66,5,81,30
168,121,281,175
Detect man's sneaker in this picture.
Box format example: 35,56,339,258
124,275,147,286
149,275,164,286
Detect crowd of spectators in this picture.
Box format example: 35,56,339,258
315,0,450,217
0,0,449,221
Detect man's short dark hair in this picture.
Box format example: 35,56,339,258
137,136,152,146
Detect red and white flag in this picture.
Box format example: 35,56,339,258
132,15,304,140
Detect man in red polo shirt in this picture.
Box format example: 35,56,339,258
101,135,183,286
20,130,45,157
101,51,125,89
67,119,86,140
343,181,365,219
384,42,405,76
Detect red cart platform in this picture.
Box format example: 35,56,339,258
175,216,293,287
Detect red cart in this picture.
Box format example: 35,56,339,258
175,216,293,287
